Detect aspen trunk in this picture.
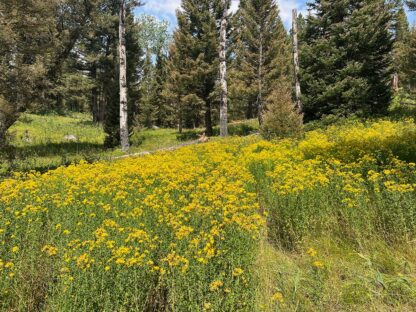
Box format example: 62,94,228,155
119,0,129,151
392,73,399,91
292,9,302,113
219,0,228,137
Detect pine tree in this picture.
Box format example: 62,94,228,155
80,0,142,148
135,14,171,128
392,3,411,90
165,0,220,136
300,0,394,120
406,0,416,10
230,0,291,125
0,0,60,146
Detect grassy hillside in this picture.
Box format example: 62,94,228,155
1,119,415,311
0,113,259,176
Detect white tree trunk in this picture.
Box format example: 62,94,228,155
292,9,302,113
119,0,130,151
219,0,228,137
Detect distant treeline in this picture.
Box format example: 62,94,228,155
1,0,415,147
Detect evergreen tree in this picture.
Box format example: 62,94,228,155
392,4,410,90
0,0,93,145
300,0,394,120
76,0,142,147
135,15,171,128
164,0,220,135
405,26,416,91
406,0,416,10
229,0,291,124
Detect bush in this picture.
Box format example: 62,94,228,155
176,130,201,141
260,82,304,140
130,127,146,147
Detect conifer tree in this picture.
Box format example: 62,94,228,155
406,0,416,10
301,0,394,120
230,0,291,124
165,0,220,136
393,3,411,90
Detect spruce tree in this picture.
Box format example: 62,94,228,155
229,0,291,124
301,0,394,120
393,3,411,90
165,0,220,136
0,0,62,146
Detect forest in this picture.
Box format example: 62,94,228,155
1,0,416,311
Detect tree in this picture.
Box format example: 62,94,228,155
219,0,230,137
0,0,58,146
406,0,416,10
392,3,411,90
119,0,130,151
230,0,291,125
135,14,171,128
300,0,394,121
260,79,304,140
165,0,220,135
292,9,302,113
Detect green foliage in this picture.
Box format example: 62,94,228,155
164,0,221,135
260,82,304,140
300,0,394,121
229,0,291,121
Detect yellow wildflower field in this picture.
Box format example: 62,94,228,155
1,119,416,311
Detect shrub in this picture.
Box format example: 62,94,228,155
260,82,304,140
130,127,146,147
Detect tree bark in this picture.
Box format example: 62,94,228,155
392,73,399,91
292,9,302,113
119,0,130,151
219,0,228,137
257,40,264,125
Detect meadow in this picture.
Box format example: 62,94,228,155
1,116,416,311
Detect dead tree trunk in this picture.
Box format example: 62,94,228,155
119,0,130,151
219,0,228,137
292,9,302,113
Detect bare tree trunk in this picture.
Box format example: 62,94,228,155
119,0,129,151
219,0,228,137
292,9,302,113
392,73,399,91
258,40,264,125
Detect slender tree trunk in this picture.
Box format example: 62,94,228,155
205,102,213,136
292,9,302,113
0,109,19,147
119,0,129,151
392,73,399,91
219,0,228,137
91,64,99,123
258,40,264,125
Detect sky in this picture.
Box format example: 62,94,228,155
136,0,416,31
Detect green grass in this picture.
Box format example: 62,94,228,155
2,113,416,311
1,113,259,176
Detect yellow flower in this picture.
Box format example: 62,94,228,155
11,246,19,253
209,280,224,291
307,247,317,257
313,261,324,269
272,291,284,303
42,245,58,256
232,268,244,277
